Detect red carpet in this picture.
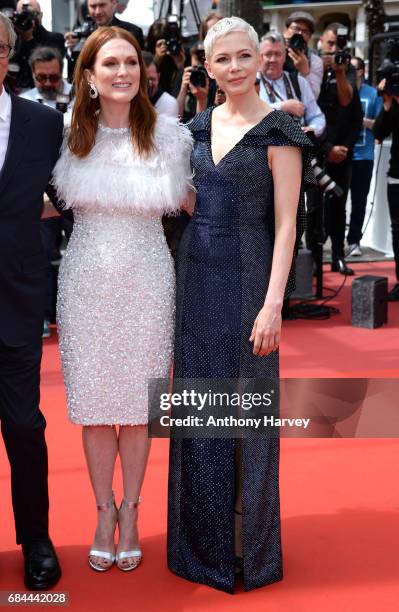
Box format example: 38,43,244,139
1,261,398,611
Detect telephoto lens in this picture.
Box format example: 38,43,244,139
311,159,344,198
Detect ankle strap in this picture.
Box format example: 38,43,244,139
96,492,115,511
120,495,141,510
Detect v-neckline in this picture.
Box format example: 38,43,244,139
207,106,276,168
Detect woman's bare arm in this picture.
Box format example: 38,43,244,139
250,145,302,356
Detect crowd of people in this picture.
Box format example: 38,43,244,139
0,0,399,596
2,2,397,309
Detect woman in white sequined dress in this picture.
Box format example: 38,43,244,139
51,27,192,573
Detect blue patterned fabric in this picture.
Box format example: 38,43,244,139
168,108,313,593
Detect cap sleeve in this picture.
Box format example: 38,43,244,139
242,110,315,187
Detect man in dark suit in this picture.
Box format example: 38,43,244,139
65,0,144,78
0,13,62,589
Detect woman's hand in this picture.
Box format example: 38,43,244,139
181,191,196,216
41,194,60,219
249,304,282,357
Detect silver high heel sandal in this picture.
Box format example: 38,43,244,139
88,493,117,572
116,497,142,572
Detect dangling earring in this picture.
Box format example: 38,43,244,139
89,83,98,99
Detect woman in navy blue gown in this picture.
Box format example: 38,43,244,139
168,17,313,593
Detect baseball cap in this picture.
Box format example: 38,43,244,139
286,11,315,34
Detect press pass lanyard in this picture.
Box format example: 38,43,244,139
260,73,303,126
260,73,296,103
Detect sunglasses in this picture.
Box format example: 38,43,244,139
34,73,61,84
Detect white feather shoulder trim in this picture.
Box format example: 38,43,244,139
51,113,193,215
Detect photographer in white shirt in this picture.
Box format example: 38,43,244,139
259,31,325,138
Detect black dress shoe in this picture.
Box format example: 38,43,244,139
388,283,399,301
331,258,354,276
22,538,61,590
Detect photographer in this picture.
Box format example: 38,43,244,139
9,1,64,91
347,57,382,256
65,0,144,79
20,46,72,108
259,32,325,137
373,60,399,300
176,41,215,122
143,50,179,117
146,18,186,96
306,23,363,275
284,11,323,99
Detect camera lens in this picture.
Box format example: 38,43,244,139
189,67,207,88
289,33,306,53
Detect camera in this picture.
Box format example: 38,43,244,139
189,66,207,88
333,27,351,66
311,159,343,198
56,93,71,114
334,49,351,65
377,39,399,96
288,33,306,53
12,2,37,33
72,17,97,41
166,37,182,56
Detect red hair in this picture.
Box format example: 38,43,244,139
69,26,156,158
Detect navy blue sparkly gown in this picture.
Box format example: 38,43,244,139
168,108,313,593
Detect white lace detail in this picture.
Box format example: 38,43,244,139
51,114,193,215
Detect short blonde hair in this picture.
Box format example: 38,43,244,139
204,16,259,60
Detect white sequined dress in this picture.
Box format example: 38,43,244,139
51,115,193,425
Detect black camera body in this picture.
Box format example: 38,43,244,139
377,39,399,96
12,6,37,33
334,48,351,65
189,65,207,89
166,37,182,56
288,33,306,53
72,17,97,41
56,93,71,114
